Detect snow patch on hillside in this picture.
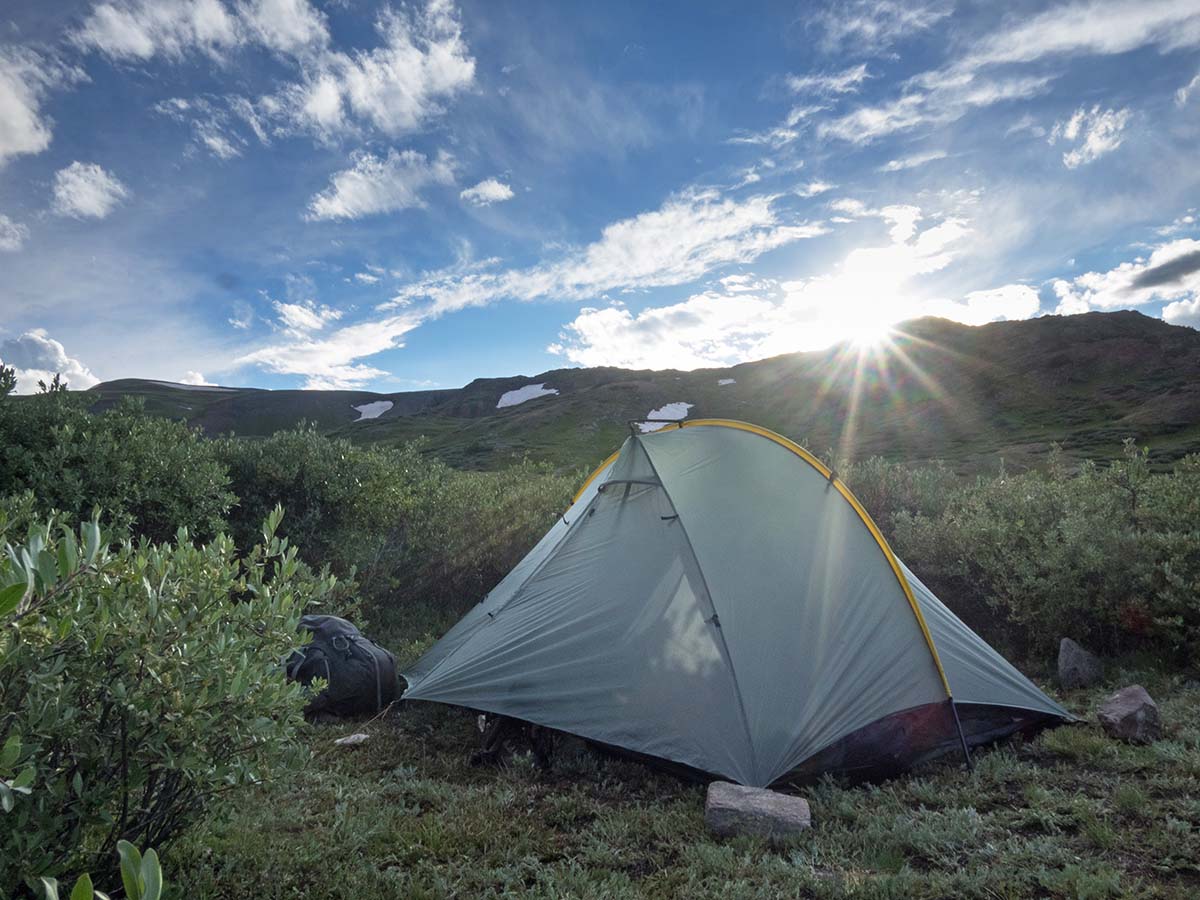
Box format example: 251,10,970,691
497,383,559,408
352,400,393,421
718,378,736,386
640,402,693,432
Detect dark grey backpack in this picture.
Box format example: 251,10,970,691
286,615,399,718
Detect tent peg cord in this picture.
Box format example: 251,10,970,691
948,698,973,771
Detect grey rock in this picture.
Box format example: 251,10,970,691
1058,638,1103,688
1098,685,1161,744
704,781,811,843
333,732,371,747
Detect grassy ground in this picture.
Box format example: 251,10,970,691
171,666,1200,899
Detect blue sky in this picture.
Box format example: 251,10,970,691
1,0,1199,393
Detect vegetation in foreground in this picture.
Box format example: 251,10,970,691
2,373,1199,897
171,672,1200,899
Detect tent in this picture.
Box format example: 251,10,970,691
402,419,1069,787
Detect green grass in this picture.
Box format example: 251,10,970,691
170,673,1200,898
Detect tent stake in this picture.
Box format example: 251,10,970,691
948,698,973,771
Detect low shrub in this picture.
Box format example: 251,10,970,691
0,392,233,543
0,504,339,892
871,443,1200,659
218,427,576,634
392,460,577,628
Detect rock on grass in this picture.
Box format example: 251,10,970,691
1058,638,1103,688
1098,685,1161,744
704,781,811,843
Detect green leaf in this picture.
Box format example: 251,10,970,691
36,548,59,591
117,840,143,900
73,770,83,796
140,849,162,900
0,781,13,812
12,767,35,790
39,877,61,900
69,873,94,900
0,733,19,769
83,520,101,565
0,581,25,618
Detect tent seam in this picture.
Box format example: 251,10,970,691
633,434,763,785
677,418,954,700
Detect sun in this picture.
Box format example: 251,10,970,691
849,319,895,348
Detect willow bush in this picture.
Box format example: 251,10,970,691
0,392,233,544
841,444,1200,660
0,504,339,893
217,428,577,634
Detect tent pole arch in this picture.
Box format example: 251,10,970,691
572,449,622,504
675,419,972,769
568,417,974,770
668,419,953,695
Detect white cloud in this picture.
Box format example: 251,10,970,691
52,162,129,219
354,272,381,284
728,104,828,149
879,150,948,172
727,124,802,149
551,292,782,370
153,95,254,159
460,178,514,207
928,284,1042,326
823,0,1200,145
74,0,243,61
796,181,835,198
274,1,474,139
786,63,869,96
964,0,1200,70
1155,210,1197,236
1177,72,1200,106
385,188,827,315
719,274,772,293
810,0,953,54
239,0,329,56
227,301,254,329
1053,238,1200,313
1163,296,1200,328
180,370,213,384
272,298,342,336
821,72,1053,144
0,213,28,251
196,120,242,158
1005,113,1047,139
549,205,1007,369
0,329,100,393
0,47,83,167
1050,105,1131,168
237,310,423,389
305,149,455,221
73,0,328,61
77,2,471,147
229,95,269,143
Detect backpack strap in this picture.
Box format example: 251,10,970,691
345,634,386,712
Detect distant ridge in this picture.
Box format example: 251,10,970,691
86,311,1200,473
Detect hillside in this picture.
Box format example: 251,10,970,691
85,311,1200,473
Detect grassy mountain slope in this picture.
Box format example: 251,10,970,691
86,311,1200,473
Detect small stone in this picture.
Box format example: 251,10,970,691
1098,685,1161,744
333,732,370,747
1058,638,1103,688
704,781,811,843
